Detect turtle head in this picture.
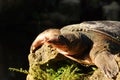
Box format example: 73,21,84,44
47,34,73,55
48,32,86,55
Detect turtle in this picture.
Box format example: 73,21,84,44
30,21,120,79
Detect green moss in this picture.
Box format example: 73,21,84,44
9,60,96,80
29,60,95,80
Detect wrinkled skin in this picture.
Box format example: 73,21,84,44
30,21,120,79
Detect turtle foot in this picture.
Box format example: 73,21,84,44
94,50,119,79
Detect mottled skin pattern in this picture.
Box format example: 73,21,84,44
30,21,120,79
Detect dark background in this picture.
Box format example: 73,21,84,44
0,0,119,80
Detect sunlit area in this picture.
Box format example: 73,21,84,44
0,0,120,80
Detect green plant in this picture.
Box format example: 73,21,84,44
9,67,28,74
9,60,96,80
29,60,95,80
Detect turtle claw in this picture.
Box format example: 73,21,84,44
30,46,35,53
94,50,119,79
30,40,44,53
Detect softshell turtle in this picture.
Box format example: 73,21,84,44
30,21,120,79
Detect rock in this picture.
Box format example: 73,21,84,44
26,43,67,80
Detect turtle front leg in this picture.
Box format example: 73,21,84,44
30,29,61,53
93,50,119,79
30,33,49,53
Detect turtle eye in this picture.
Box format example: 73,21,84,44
58,35,65,40
58,35,70,45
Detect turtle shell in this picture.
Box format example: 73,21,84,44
61,21,120,42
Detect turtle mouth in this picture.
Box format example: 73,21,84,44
47,35,70,46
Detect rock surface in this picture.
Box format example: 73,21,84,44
26,43,67,80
